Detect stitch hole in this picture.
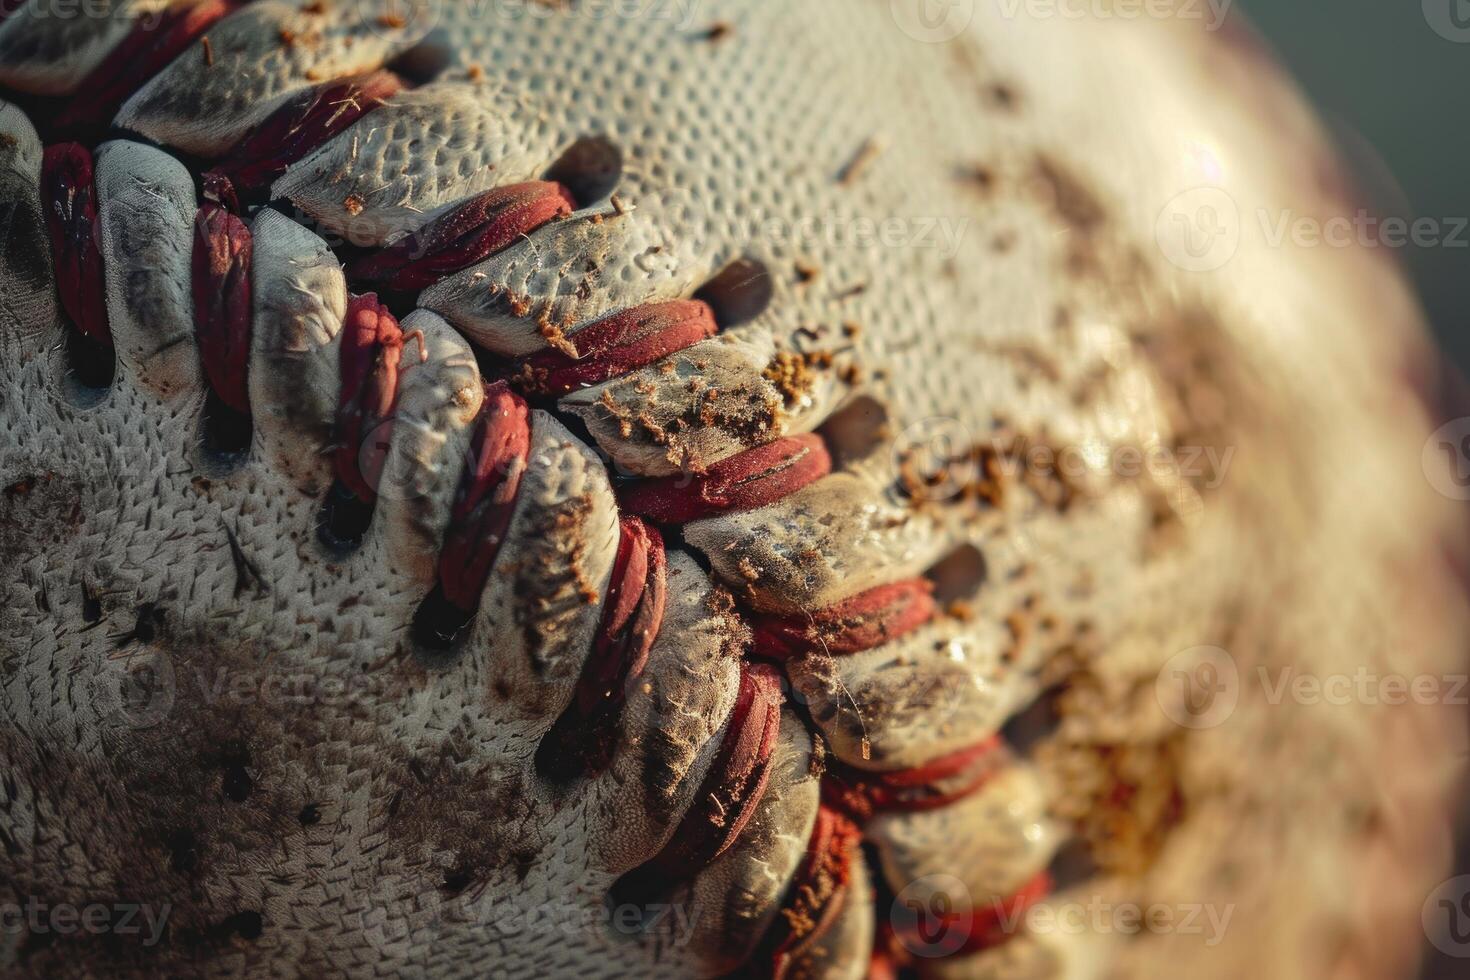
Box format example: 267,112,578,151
819,395,890,468
410,584,476,656
1000,685,1064,758
61,328,115,399
165,829,197,873
544,135,624,207
693,256,773,327
219,746,253,803
1046,838,1100,893
201,390,252,459
925,544,988,608
217,910,263,942
317,480,375,553
534,721,589,788
388,30,454,86
605,869,684,928
440,866,475,896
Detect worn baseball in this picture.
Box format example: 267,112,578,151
0,1,1465,978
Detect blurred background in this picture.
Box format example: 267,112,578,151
1241,1,1469,375
1237,5,1468,976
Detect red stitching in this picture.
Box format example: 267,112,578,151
760,804,863,978
192,201,254,414
893,870,1053,958
512,299,719,396
40,143,110,349
210,70,404,197
580,516,667,717
749,578,938,659
821,736,1008,822
618,433,834,524
644,660,785,872
344,181,577,292
56,0,244,137
437,381,532,614
333,293,416,503
18,36,1051,969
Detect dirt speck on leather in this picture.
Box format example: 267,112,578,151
1040,673,1190,876
537,314,577,357
0,622,337,973
1032,153,1108,234
592,362,789,473
762,350,830,408
379,733,543,893
511,491,600,678
836,138,882,186
986,81,1023,113
0,473,82,553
